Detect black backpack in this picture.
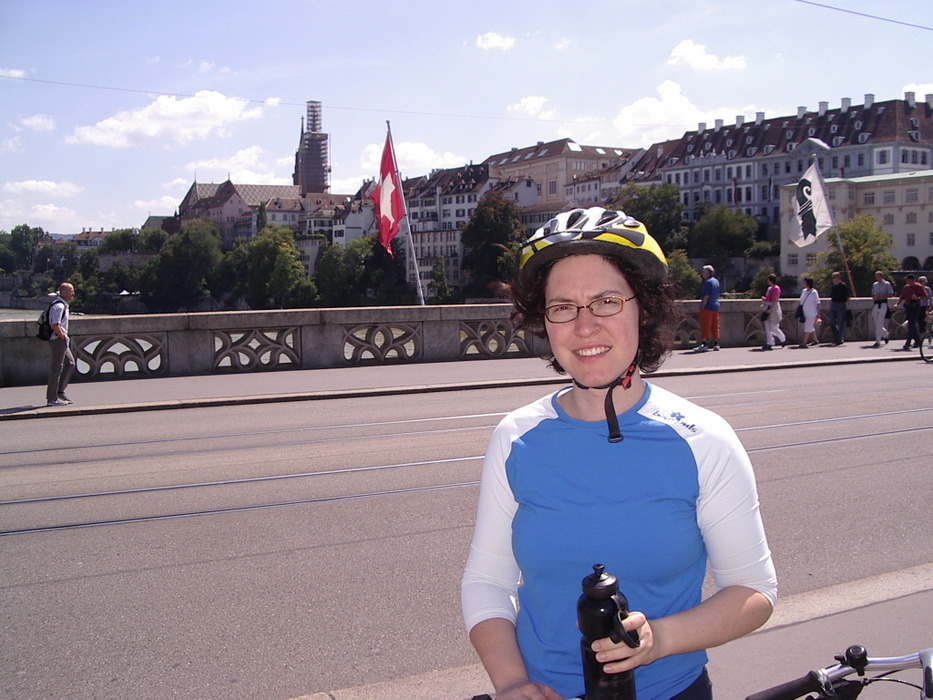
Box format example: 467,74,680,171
36,299,64,340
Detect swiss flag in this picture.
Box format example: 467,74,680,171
371,132,404,255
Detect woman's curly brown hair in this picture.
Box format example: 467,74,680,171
509,253,681,375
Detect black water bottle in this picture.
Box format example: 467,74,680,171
577,564,639,700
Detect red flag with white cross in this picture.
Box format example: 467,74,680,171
371,131,404,255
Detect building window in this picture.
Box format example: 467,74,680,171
906,189,918,203
806,253,817,266
857,153,865,166
883,191,895,204
906,233,915,247
864,191,875,205
878,150,889,165
548,181,557,195
883,214,894,225
906,212,917,224
788,253,798,266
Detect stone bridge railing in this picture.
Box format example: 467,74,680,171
0,299,895,386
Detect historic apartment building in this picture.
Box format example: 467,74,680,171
482,138,640,232
400,162,538,291
780,169,933,282
623,92,933,234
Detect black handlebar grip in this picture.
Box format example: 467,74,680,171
744,671,823,700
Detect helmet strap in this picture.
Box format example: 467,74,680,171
572,350,642,443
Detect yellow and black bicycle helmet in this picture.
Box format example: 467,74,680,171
519,207,667,284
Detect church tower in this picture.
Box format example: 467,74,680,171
293,101,330,194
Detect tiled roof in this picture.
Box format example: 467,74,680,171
625,94,933,181
230,184,301,206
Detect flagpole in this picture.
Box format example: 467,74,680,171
386,121,425,306
809,155,857,296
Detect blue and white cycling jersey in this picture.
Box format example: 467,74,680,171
462,381,776,700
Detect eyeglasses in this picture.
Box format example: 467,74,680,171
544,295,636,324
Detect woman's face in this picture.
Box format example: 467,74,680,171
544,254,640,389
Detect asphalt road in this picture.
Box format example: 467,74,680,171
1,360,931,700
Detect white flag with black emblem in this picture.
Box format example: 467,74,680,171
791,161,834,248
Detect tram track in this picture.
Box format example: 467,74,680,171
2,406,929,537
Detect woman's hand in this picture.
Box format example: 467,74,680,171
495,677,564,699
590,611,659,675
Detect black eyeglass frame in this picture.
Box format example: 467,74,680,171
543,294,636,324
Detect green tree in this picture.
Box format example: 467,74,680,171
138,228,168,253
428,255,452,303
460,190,525,299
246,226,307,308
138,217,221,311
688,205,759,268
10,224,45,270
214,237,250,303
256,201,268,233
665,249,702,299
99,228,136,254
610,183,686,253
316,243,356,306
808,214,897,296
0,232,16,272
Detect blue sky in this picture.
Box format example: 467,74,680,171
1,0,931,234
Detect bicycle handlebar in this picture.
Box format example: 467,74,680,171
744,646,933,700
744,671,823,700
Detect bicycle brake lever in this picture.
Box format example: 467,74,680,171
919,648,933,699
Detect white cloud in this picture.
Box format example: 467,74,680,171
667,39,746,71
133,195,181,213
199,61,215,73
0,68,26,78
20,114,55,131
0,200,82,233
902,83,933,97
508,96,557,120
162,177,190,190
184,145,291,184
3,179,84,197
360,140,466,176
2,136,23,153
264,97,283,107
65,90,263,148
329,175,368,195
476,32,515,51
611,80,747,147
145,56,160,64
555,38,572,50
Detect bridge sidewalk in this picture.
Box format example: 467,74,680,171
1,340,923,420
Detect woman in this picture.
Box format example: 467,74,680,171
760,274,785,350
797,277,820,348
461,208,777,700
918,276,932,336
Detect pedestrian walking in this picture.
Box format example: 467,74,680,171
870,271,894,348
760,274,785,350
45,282,76,407
828,271,850,346
918,276,932,336
696,265,720,352
797,277,821,348
893,274,928,350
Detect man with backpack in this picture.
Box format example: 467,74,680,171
45,282,76,407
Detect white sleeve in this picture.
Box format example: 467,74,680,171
694,415,778,610
461,421,522,633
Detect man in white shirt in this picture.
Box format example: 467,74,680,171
870,271,893,348
46,282,76,407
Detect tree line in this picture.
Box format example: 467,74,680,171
0,185,898,314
